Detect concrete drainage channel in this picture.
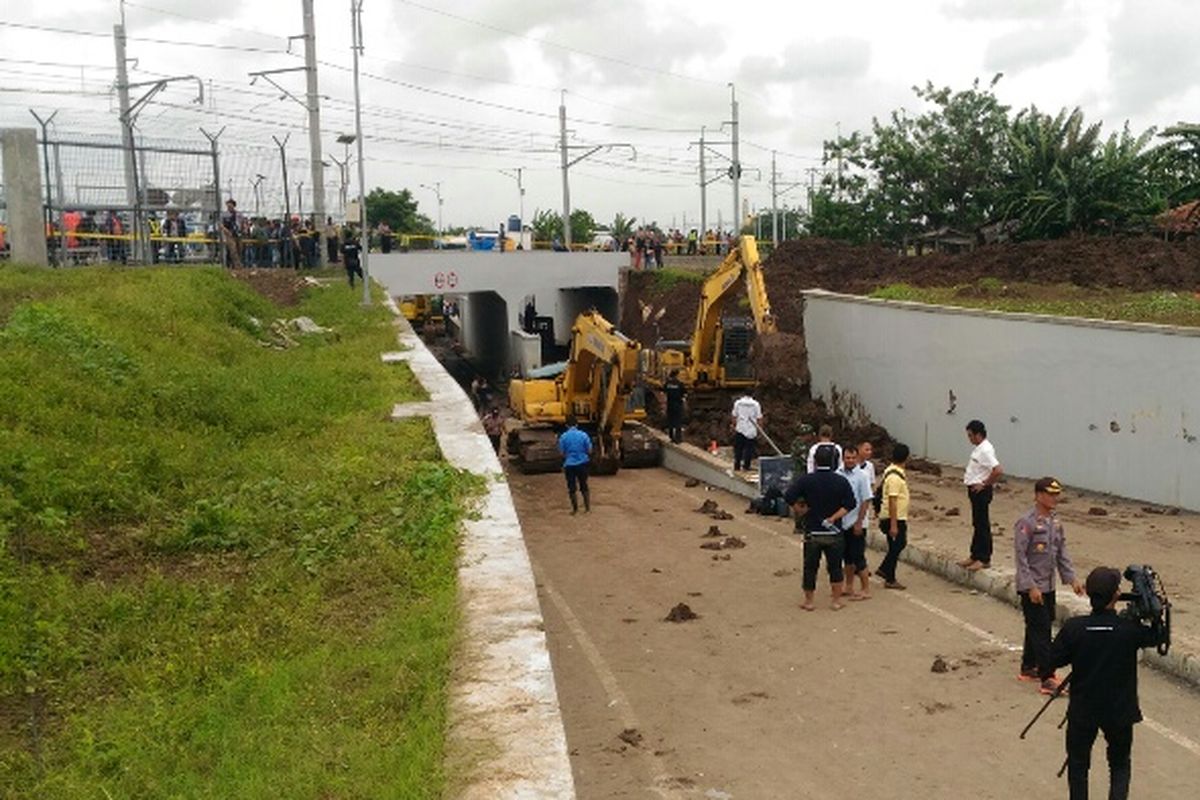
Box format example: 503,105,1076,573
381,297,575,799
660,434,1200,690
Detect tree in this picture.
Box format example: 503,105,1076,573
530,208,561,246
365,187,435,233
569,209,597,246
529,208,597,248
999,107,1157,238
610,212,637,241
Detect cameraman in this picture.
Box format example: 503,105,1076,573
1049,566,1167,800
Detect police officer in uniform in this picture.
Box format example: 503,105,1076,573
661,369,687,444
1050,566,1167,800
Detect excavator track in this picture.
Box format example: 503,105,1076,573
505,425,662,474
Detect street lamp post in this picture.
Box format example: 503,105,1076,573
349,1,369,305
420,182,443,248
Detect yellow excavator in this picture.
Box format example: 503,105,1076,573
399,295,444,326
506,310,662,474
641,235,776,400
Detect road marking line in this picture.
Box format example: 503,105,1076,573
534,565,689,800
665,481,1200,759
1143,718,1200,757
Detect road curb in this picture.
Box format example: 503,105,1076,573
382,296,576,799
656,436,1200,690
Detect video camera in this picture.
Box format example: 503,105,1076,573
1119,564,1171,655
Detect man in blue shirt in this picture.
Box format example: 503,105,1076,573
558,414,593,514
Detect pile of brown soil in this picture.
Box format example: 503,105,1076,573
229,268,313,306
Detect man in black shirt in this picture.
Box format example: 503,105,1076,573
341,225,364,288
783,446,856,611
662,370,687,443
1049,566,1166,800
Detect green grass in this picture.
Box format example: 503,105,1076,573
870,281,1200,327
644,267,707,290
0,265,477,798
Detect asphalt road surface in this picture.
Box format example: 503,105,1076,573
508,466,1200,800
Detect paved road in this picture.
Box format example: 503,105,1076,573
508,466,1200,800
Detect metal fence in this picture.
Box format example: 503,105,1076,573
32,135,223,266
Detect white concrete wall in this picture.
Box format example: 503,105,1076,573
803,290,1200,510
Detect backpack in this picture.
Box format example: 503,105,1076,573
872,466,906,514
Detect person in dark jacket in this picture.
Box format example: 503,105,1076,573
783,445,856,611
662,370,687,444
1049,566,1167,800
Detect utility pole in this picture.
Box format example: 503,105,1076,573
113,12,137,212
771,150,778,247
420,182,443,243
729,83,740,235
29,110,59,264
558,91,635,251
350,0,370,305
252,174,266,215
273,133,292,265
498,167,524,228
559,90,571,250
699,126,707,239
301,0,327,265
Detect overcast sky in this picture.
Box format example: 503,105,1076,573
2,0,1198,231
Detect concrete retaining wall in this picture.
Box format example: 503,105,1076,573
803,290,1200,511
382,297,575,799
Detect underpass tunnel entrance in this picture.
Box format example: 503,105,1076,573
558,287,620,339
460,291,510,379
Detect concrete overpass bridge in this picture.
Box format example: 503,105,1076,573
371,251,625,378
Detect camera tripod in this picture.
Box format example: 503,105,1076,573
1019,672,1072,777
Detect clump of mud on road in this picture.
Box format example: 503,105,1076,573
664,603,700,623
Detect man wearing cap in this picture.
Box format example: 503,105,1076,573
960,419,1003,571
1015,477,1084,695
790,424,816,473
1050,566,1167,800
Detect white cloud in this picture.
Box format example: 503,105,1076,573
1108,0,1200,117
943,0,1067,21
983,22,1084,73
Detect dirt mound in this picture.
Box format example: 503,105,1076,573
751,331,809,389
229,268,314,306
763,235,1200,301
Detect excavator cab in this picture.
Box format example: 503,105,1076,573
642,235,774,396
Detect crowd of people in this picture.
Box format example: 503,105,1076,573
722,396,1166,800
620,226,740,269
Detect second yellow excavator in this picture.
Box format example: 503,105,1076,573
641,235,776,400
506,310,662,474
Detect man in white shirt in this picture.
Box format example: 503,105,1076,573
730,393,764,472
839,444,874,599
960,419,1003,571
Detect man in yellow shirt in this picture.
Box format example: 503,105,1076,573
876,443,910,590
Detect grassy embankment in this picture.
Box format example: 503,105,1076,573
0,266,477,798
871,279,1200,327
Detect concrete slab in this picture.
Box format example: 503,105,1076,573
381,295,575,798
